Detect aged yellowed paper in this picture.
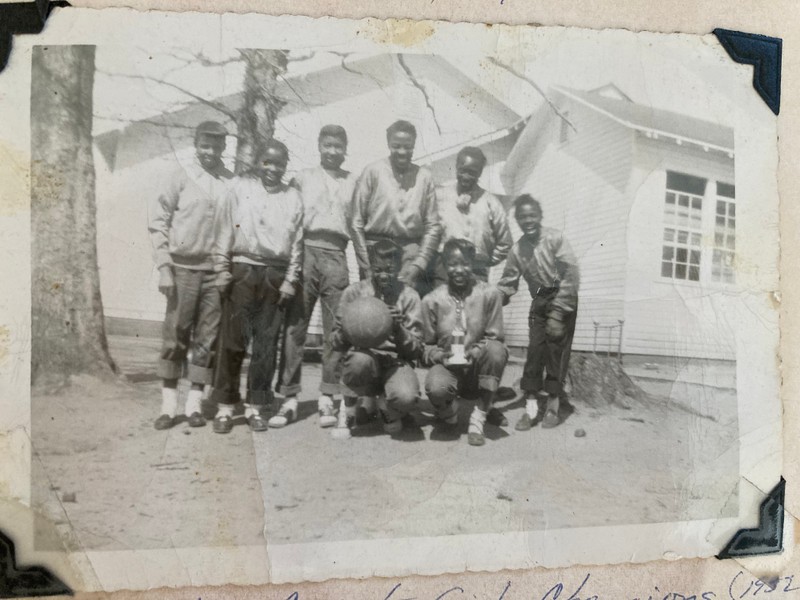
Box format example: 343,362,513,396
0,1,796,597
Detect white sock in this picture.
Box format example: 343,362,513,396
525,398,537,419
216,403,235,418
469,407,486,434
280,396,299,413
318,395,333,410
185,389,203,416
244,403,261,419
160,387,179,418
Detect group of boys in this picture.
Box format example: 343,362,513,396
148,118,580,446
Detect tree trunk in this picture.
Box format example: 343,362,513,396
234,50,288,175
31,45,117,384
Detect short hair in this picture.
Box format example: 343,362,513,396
368,239,403,265
513,194,543,216
195,120,228,141
456,146,487,169
318,124,348,145
442,238,477,265
386,120,417,141
257,138,289,164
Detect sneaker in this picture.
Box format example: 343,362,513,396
154,414,175,430
318,396,337,428
467,407,486,446
268,398,297,429
515,413,533,431
331,408,354,440
247,413,269,432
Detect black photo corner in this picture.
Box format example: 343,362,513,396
0,0,69,74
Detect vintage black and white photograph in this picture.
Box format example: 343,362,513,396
0,8,782,590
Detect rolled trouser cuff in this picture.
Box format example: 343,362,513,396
478,374,500,392
211,388,241,406
186,363,213,386
319,381,341,395
520,377,543,393
278,383,302,397
246,390,275,407
157,359,182,380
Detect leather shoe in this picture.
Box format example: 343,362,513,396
154,414,175,430
213,415,233,434
515,413,533,431
486,407,508,427
248,413,269,432
187,412,206,428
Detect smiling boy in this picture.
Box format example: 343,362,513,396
210,139,303,434
350,120,441,297
148,121,232,430
497,195,580,431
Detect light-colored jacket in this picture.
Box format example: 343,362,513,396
436,184,512,267
291,166,357,250
496,226,580,313
212,177,303,296
351,158,441,273
148,160,233,270
421,280,505,366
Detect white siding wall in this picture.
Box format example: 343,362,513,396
623,136,736,359
501,104,633,351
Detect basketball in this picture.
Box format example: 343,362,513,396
342,296,394,349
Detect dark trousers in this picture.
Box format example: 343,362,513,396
279,246,349,396
521,296,577,397
158,266,220,384
211,263,287,407
425,340,508,409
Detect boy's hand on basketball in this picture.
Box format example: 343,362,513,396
545,310,566,339
158,266,175,297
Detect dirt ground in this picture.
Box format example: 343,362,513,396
31,335,739,551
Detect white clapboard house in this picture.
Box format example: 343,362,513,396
498,84,736,360
92,53,526,343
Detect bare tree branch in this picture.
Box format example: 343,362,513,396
397,53,442,134
487,56,577,132
95,68,238,120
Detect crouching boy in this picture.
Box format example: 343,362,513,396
497,195,580,431
421,238,508,446
210,139,303,434
331,239,423,439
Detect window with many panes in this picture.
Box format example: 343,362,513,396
661,171,705,282
712,182,735,283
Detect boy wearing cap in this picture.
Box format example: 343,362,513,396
497,195,580,431
276,125,357,429
350,120,441,297
148,120,232,430
210,139,303,434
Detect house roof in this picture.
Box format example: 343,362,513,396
554,85,734,152
94,53,521,171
